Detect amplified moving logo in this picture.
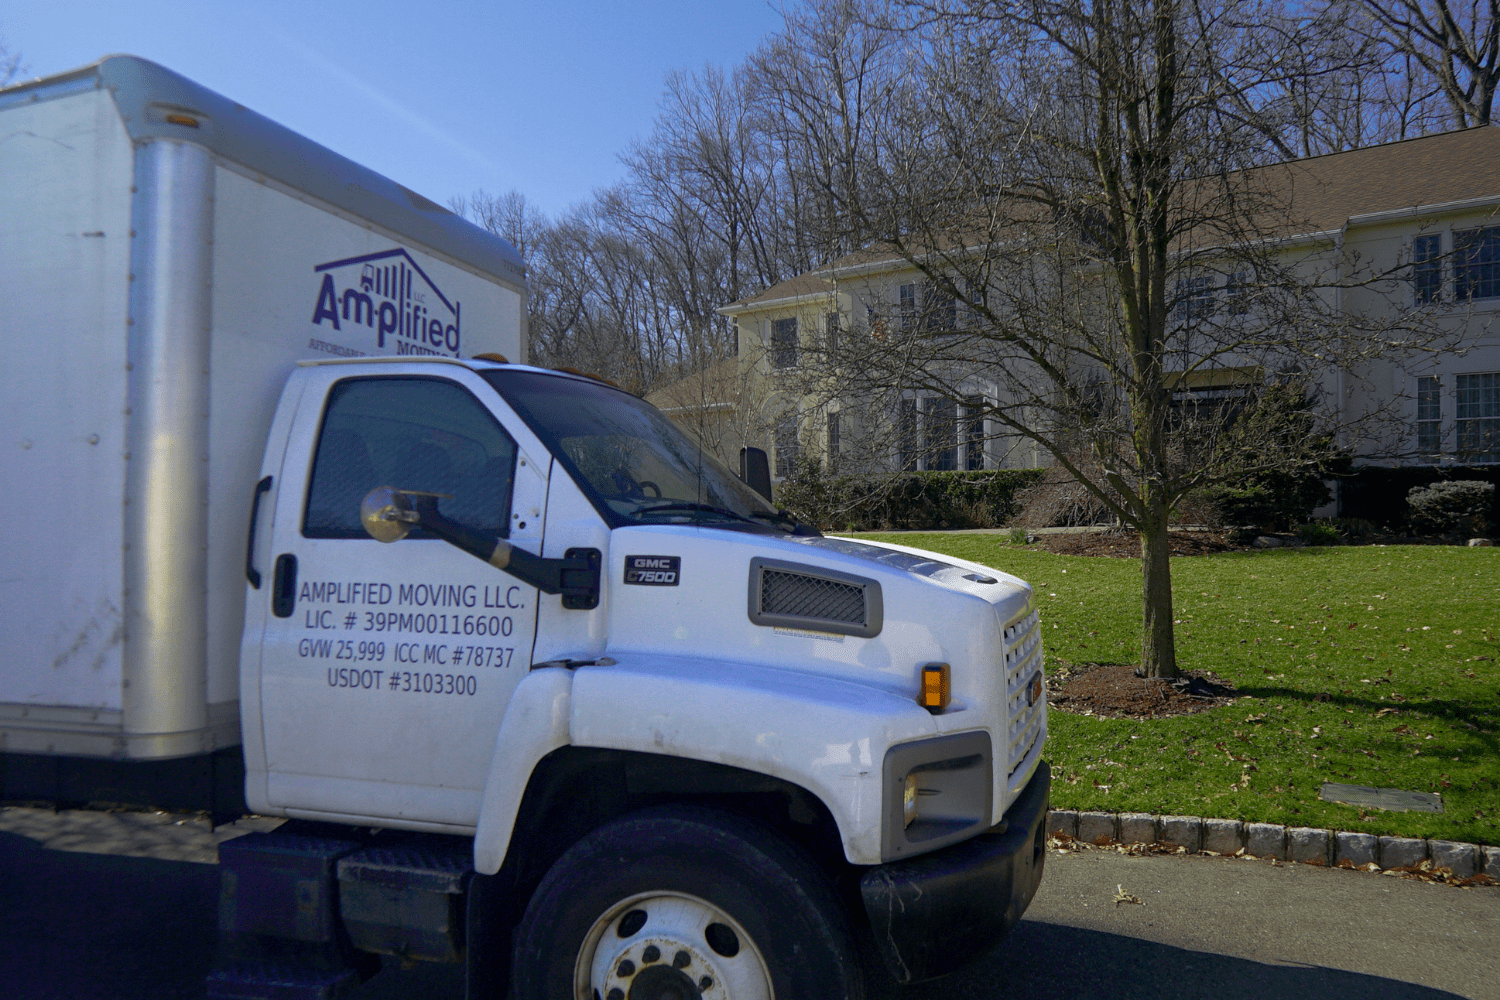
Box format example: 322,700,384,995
310,248,462,357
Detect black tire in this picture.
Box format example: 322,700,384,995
510,804,865,1000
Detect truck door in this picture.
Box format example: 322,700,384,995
252,367,545,829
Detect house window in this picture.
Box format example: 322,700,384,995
922,282,957,332
1413,234,1443,305
1177,275,1215,321
961,277,984,328
1456,372,1500,462
898,397,918,470
1224,271,1251,316
926,398,958,471
771,318,798,369
827,412,841,472
963,396,986,470
1416,375,1442,462
899,283,917,333
775,415,801,478
825,312,840,355
1455,227,1500,301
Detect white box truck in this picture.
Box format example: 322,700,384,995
1,57,1050,1000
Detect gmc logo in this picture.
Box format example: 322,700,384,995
624,555,680,586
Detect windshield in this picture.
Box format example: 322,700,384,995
482,368,788,531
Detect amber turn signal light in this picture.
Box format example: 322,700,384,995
919,663,950,712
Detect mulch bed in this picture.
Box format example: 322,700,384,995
1047,661,1239,719
1034,529,1236,558
1027,528,1468,558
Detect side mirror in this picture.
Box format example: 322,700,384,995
739,447,773,502
358,487,602,610
360,486,443,543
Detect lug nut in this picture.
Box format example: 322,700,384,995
673,950,691,968
642,945,660,963
617,959,635,978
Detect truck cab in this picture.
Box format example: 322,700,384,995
1,55,1047,1000
233,355,1049,999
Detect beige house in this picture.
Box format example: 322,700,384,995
642,356,760,472
698,128,1500,486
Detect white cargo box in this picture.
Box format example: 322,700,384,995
0,57,526,759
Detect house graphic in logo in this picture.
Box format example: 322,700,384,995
311,248,462,357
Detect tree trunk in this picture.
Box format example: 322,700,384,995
1138,496,1179,679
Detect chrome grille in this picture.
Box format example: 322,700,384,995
1002,609,1045,788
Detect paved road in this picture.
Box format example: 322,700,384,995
1,826,1494,999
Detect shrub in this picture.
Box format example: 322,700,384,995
1297,522,1343,546
1330,517,1378,540
1203,465,1337,532
776,460,1046,531
1406,480,1494,536
1008,526,1030,545
1340,466,1500,530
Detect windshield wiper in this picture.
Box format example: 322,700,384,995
633,501,819,536
748,508,823,536
632,501,765,526
743,509,798,527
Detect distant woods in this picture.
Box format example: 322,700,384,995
450,0,1500,391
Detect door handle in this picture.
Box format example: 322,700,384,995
272,553,297,618
245,476,273,588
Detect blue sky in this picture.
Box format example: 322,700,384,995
3,1,785,218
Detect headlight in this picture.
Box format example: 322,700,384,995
883,731,993,860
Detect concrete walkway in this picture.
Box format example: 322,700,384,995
0,805,283,864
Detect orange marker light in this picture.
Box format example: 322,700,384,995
164,114,200,128
919,663,950,711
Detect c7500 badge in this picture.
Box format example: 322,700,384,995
623,555,680,586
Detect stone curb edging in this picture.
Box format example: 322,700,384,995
1047,809,1499,878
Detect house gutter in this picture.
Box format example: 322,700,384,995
1346,194,1500,229
656,401,737,415
717,287,839,317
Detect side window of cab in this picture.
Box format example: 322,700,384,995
303,377,517,538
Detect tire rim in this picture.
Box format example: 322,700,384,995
574,890,773,1000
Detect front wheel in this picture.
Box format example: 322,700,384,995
510,805,865,1000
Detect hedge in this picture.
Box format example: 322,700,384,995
776,461,1047,531
1339,465,1500,531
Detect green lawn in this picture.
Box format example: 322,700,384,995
859,535,1500,845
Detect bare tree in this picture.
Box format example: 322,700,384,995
1,34,26,87
450,189,548,265
1355,0,1500,128
779,0,1453,677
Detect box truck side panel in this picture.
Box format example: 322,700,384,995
203,167,524,709
0,88,133,731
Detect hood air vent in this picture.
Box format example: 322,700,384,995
747,558,883,638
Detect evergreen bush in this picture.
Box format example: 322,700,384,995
1297,522,1343,546
1202,463,1338,531
776,460,1046,531
1406,480,1494,536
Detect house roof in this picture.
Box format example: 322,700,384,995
721,127,1500,315
1250,125,1500,236
721,271,839,313
644,356,748,414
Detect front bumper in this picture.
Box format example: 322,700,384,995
859,759,1050,984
